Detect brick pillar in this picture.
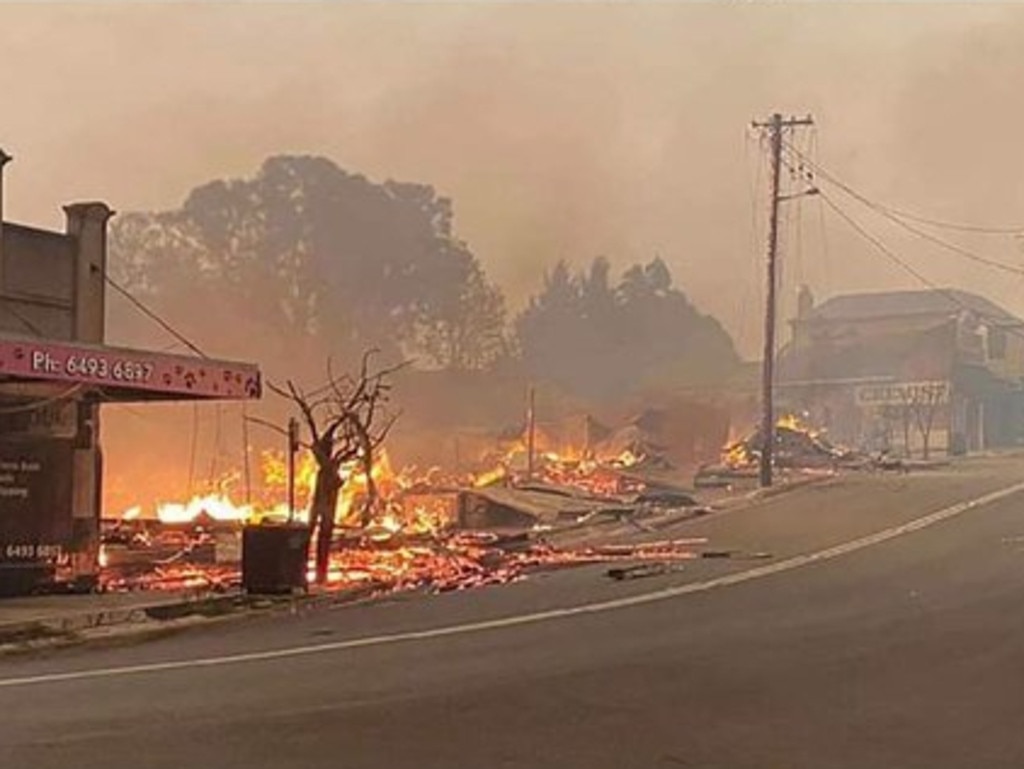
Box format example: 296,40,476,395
64,201,114,345
0,150,11,295
64,201,113,587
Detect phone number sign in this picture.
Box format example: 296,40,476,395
0,439,74,564
0,338,261,400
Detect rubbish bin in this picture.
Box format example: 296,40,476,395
242,523,311,595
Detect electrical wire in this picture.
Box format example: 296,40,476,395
102,270,210,494
102,271,208,358
818,190,1024,343
187,402,199,497
784,144,1024,278
0,385,83,415
741,126,768,354
862,205,1024,236
785,142,1024,235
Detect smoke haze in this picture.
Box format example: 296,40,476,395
3,3,1023,354
4,3,1024,511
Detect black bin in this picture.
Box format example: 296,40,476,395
242,523,311,595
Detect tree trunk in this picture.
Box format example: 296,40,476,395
310,467,342,585
901,406,912,458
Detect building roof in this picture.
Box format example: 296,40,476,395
806,289,1022,326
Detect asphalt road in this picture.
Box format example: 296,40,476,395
3,457,1024,769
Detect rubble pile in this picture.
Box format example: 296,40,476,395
99,432,704,595
697,414,854,484
99,520,713,595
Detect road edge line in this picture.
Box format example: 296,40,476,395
3,478,1023,689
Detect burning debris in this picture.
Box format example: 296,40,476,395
98,363,716,599
98,438,707,596
697,413,852,485
99,522,722,596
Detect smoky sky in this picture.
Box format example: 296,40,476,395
2,2,1023,357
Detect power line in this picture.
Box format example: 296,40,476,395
874,208,1024,236
784,143,1024,235
818,190,1024,343
818,191,950,298
0,385,83,415
102,271,207,358
784,145,1024,279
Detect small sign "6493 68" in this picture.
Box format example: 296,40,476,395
3,543,63,560
31,349,154,383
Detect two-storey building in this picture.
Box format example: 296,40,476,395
778,287,1024,456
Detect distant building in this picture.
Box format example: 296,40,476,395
778,287,1024,456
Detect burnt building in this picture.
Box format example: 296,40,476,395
0,150,261,594
778,287,1024,457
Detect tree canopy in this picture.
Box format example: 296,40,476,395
108,154,740,402
109,155,507,374
515,257,740,399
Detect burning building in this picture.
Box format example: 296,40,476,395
0,149,261,595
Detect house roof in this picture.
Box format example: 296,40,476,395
806,289,1022,326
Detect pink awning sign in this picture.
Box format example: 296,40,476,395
0,336,261,401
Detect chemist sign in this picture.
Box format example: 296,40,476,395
855,381,950,407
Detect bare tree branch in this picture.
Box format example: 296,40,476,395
244,416,289,438
279,350,406,583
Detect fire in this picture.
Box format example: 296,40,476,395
776,412,818,437
104,430,682,595
473,466,507,488
156,493,253,524
719,413,831,470
722,441,751,468
337,449,400,523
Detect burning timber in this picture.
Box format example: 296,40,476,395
98,524,718,596
98,455,706,595
696,414,859,486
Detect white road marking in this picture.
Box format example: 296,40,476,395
2,479,1023,690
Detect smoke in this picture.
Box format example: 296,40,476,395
4,3,1024,510
2,4,1019,350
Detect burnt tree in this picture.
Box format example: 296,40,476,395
271,352,402,585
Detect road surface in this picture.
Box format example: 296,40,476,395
2,457,1024,769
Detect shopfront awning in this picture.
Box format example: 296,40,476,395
0,334,261,403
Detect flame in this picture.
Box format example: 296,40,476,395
156,493,253,524
722,441,752,468
105,431,678,594
776,413,818,436
473,466,507,488
720,413,824,469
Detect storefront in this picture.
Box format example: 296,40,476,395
0,335,260,594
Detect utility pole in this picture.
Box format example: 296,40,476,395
241,403,252,505
526,386,536,482
287,417,300,523
751,112,814,487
